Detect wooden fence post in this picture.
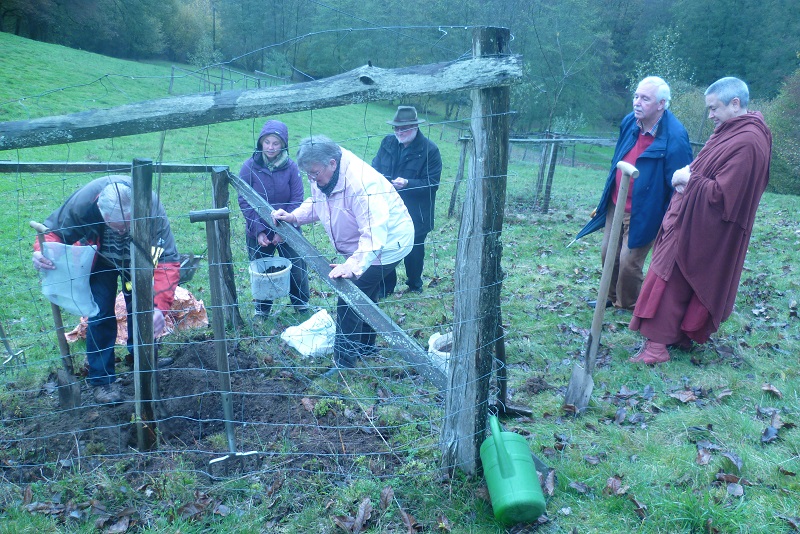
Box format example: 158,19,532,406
131,158,157,451
448,137,469,218
441,27,511,475
541,141,560,213
211,166,243,329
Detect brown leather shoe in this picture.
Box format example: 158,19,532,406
630,340,670,365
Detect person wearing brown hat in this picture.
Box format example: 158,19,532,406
372,106,442,295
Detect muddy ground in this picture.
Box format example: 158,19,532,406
0,334,419,484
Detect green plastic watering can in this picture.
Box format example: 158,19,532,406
479,416,546,526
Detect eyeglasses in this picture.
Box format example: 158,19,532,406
393,125,417,133
305,167,326,181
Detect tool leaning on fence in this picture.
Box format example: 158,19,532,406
563,161,639,414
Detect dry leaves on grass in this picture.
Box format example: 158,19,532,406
762,383,783,399
629,495,647,519
333,497,373,534
602,475,629,496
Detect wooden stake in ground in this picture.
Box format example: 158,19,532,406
30,220,81,409
563,161,639,414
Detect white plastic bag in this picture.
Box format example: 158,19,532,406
280,309,335,358
39,242,100,317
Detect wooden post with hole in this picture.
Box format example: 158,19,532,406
441,27,511,475
131,158,157,451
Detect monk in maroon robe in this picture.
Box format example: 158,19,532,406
629,77,772,364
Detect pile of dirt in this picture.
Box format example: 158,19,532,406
0,336,401,482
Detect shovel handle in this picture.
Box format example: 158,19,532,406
585,162,638,373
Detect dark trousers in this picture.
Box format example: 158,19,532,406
246,236,310,314
85,265,130,386
334,260,400,367
382,229,428,295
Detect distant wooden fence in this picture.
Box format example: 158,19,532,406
449,135,617,217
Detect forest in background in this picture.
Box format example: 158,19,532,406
1,0,799,191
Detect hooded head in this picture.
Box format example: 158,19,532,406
255,120,290,168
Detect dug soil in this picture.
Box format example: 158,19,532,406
1,335,403,483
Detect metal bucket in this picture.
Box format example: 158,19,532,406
479,416,546,526
249,257,291,300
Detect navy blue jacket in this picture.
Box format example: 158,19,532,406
577,110,692,249
371,130,442,234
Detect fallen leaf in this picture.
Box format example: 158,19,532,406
559,507,571,515
705,518,721,533
629,495,647,519
380,487,394,511
602,475,628,496
569,481,591,494
762,383,783,399
770,412,784,429
436,514,452,532
761,425,779,444
616,385,638,399
715,389,733,401
352,498,372,533
542,469,557,497
399,508,422,533
300,397,316,412
669,390,697,403
778,466,796,476
720,451,743,473
726,483,743,497
696,448,712,466
333,515,355,532
213,503,230,516
106,515,130,533
715,473,753,486
583,455,602,465
23,485,33,505
613,407,627,425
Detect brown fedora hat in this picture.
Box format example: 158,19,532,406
386,106,426,126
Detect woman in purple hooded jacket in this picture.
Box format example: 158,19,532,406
238,120,310,316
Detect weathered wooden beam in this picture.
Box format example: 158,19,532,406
131,159,157,451
442,27,511,475
0,162,218,174
227,170,446,390
0,55,522,150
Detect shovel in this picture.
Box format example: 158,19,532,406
30,220,82,409
563,161,639,414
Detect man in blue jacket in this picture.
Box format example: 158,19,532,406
578,76,692,310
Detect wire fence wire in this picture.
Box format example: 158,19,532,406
0,24,535,486
0,119,515,486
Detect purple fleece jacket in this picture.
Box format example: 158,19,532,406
237,120,304,241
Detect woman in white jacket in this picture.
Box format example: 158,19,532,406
273,135,414,370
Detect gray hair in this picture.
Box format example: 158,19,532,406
638,76,672,109
97,177,132,223
295,135,342,170
705,77,749,107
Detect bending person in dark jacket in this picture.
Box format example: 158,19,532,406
238,119,310,316
31,176,180,404
577,76,692,310
372,106,442,295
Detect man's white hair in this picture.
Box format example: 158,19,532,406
97,176,132,223
638,76,672,109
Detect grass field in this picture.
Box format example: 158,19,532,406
1,31,799,533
